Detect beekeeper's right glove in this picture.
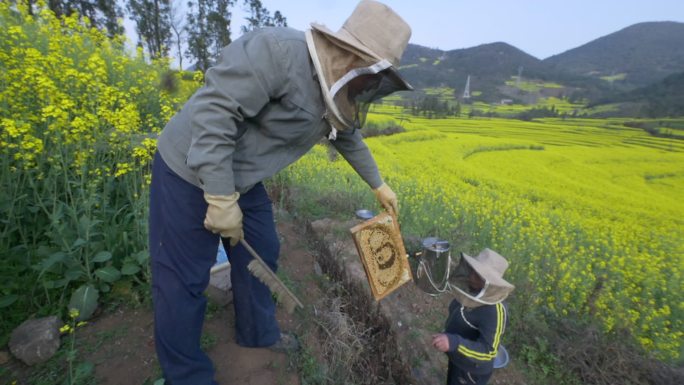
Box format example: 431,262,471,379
373,182,399,217
203,192,243,247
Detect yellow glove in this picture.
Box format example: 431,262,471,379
373,183,399,217
203,192,243,247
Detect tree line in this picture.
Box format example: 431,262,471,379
16,0,287,71
404,95,461,118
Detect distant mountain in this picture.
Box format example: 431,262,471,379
396,21,684,107
399,42,558,102
543,22,684,90
398,44,448,89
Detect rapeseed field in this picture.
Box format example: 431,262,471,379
283,108,684,360
0,2,201,335
1,1,682,364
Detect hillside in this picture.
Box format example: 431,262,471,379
399,42,554,102
594,71,684,117
398,21,684,108
542,22,684,90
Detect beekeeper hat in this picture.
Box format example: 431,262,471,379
309,0,412,91
306,0,413,131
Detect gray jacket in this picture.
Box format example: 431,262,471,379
157,27,382,195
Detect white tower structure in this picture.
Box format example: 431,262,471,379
463,75,471,99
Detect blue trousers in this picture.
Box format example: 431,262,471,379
149,151,281,385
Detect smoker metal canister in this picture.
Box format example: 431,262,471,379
414,237,451,295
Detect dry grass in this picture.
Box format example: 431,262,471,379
312,293,373,384
552,320,684,385
304,223,415,385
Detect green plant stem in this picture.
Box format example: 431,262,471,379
67,320,76,385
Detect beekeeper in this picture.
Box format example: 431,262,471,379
431,249,515,385
148,1,413,384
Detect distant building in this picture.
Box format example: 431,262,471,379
463,75,471,99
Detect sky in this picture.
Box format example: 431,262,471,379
124,0,684,62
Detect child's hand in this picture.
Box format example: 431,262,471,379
431,333,450,352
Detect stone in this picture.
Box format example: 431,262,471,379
313,261,323,276
209,263,232,292
310,218,335,238
9,316,63,366
0,350,10,365
207,263,233,307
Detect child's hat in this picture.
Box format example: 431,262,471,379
451,248,515,307
462,248,514,290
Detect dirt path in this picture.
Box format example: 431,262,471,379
70,302,299,385
77,219,309,385
3,219,307,385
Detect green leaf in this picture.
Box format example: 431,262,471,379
35,245,54,258
78,215,91,235
95,266,121,283
49,203,64,223
37,251,67,272
52,278,70,288
68,284,99,321
64,268,85,281
0,294,19,308
135,251,149,265
121,263,140,276
74,361,94,380
99,283,111,293
92,251,112,263
72,238,87,249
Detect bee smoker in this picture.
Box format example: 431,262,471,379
414,237,452,295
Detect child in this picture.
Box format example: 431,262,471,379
431,248,514,385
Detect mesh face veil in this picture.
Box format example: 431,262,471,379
305,29,411,133
329,60,408,130
448,252,514,308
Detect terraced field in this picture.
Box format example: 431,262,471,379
282,110,684,360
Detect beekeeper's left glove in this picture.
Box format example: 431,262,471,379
373,182,399,217
204,193,243,247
